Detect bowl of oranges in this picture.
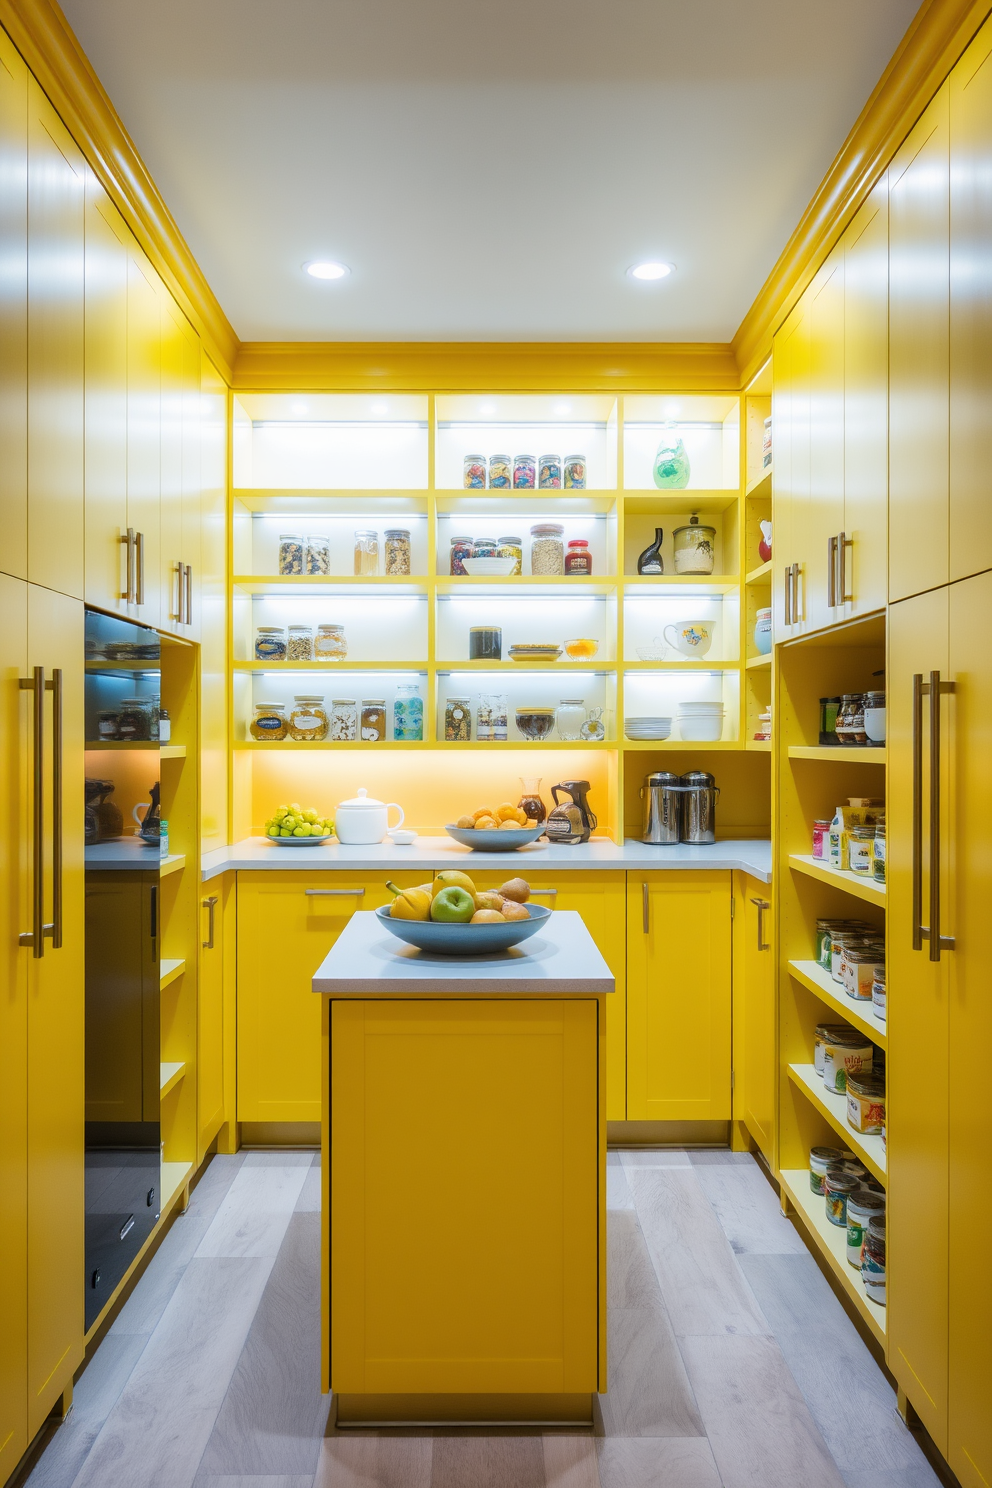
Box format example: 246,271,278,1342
445,801,545,852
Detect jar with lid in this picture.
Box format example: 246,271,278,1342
822,1029,875,1094
847,1071,885,1135
564,539,593,575
360,699,386,741
288,695,329,741
471,537,498,560
255,626,287,662
445,696,472,742
563,454,587,490
811,818,832,859
836,694,866,746
816,918,864,967
287,624,314,661
846,1189,886,1268
385,529,411,576
862,1217,886,1303
513,455,536,490
469,626,501,660
278,533,305,575
814,1022,854,1076
314,623,348,661
848,825,876,874
530,523,565,575
819,696,841,745
393,684,424,741
873,823,886,883
449,536,474,575
863,690,886,744
328,699,358,741
96,708,121,741
463,454,487,489
538,454,562,489
824,1170,859,1227
831,928,873,982
354,529,379,576
118,697,156,741
842,944,885,1002
488,453,512,490
872,967,886,1022
672,515,716,575
497,535,523,574
554,700,587,741
808,1145,850,1196
250,701,288,741
305,534,331,575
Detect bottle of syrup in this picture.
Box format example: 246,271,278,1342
637,528,664,575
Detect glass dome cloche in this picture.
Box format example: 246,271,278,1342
653,425,691,489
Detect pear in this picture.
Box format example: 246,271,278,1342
499,877,531,903
501,900,530,921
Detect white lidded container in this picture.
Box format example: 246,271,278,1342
333,787,405,845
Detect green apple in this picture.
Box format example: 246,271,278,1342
430,886,475,923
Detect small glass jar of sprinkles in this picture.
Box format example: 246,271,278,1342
488,453,512,489
538,453,562,489
563,454,587,489
463,454,487,489
513,454,536,489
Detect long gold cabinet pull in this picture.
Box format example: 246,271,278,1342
121,527,136,603
750,898,771,951
17,667,61,956
912,671,955,961
202,895,218,949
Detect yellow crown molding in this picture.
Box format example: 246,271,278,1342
0,0,239,381
232,341,740,393
733,0,992,384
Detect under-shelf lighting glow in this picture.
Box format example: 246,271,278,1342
304,260,350,280
627,261,674,282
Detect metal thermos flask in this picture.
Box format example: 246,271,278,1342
640,771,681,844
679,770,720,844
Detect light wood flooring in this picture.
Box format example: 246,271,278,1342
25,1149,943,1488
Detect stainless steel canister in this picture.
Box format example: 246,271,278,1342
679,771,720,844
640,771,681,844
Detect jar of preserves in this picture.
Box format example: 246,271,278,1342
471,538,498,559
393,684,424,741
445,696,472,741
255,626,287,662
862,1217,886,1304
564,539,592,575
250,701,288,741
488,453,512,490
672,515,716,575
873,823,886,883
872,967,886,1023
848,826,875,875
822,1029,875,1094
385,529,411,576
563,454,587,489
354,529,379,576
530,523,565,575
328,698,358,741
811,818,832,859
846,1071,885,1135
836,694,865,746
288,695,329,741
96,708,121,741
824,1170,859,1227
287,624,314,661
842,945,885,1002
497,535,523,575
808,1145,849,1196
278,533,305,575
813,1022,853,1076
846,1189,885,1268
449,536,473,575
360,699,386,741
513,455,536,490
463,454,487,489
118,697,155,742
314,623,348,661
538,454,562,489
305,534,331,575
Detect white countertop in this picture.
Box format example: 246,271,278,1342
202,836,772,883
86,836,165,870
311,910,615,995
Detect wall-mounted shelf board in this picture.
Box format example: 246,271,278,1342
435,577,617,594
789,960,886,1050
85,740,158,751
159,958,186,990
788,746,885,764
234,576,429,595
234,660,427,673
622,575,740,593
745,561,772,584
234,489,430,510
623,489,740,512
160,745,187,760
745,655,771,670
160,1061,186,1098
161,1161,193,1212
160,855,186,878
622,739,740,751
779,1170,885,1346
788,1063,886,1183
789,855,886,907
233,739,611,751
746,740,772,752
623,661,742,673
745,468,772,498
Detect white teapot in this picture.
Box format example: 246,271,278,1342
334,787,405,845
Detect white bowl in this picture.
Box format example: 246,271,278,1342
678,720,724,741
462,557,517,576
625,717,673,726
677,702,726,714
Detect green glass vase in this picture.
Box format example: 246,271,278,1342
653,432,691,489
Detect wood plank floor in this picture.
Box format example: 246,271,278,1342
25,1149,943,1488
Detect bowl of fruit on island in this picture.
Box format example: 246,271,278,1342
445,802,545,851
261,803,334,843
375,871,550,954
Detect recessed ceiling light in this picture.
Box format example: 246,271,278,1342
627,261,674,282
479,402,496,416
304,260,350,280
555,402,572,416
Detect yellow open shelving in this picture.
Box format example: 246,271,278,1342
779,1171,886,1346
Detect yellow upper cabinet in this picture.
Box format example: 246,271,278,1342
842,181,888,617
126,250,162,626
83,182,128,617
772,295,811,636
803,246,845,633
160,299,185,631
0,35,27,587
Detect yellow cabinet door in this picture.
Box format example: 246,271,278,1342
774,296,811,634
805,248,846,633
198,354,228,854
842,182,888,617
734,874,774,1163
237,873,421,1122
126,251,161,626
888,586,950,1451
83,182,128,617
470,870,626,1119
889,85,950,602
771,309,795,637
159,297,185,632
949,23,992,587
947,570,992,1488
0,34,27,585
198,874,232,1161
626,872,732,1123
26,81,85,602
180,325,202,639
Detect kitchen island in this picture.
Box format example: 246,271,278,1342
312,909,613,1427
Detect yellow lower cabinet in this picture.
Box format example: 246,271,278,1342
734,874,775,1161
626,872,732,1122
236,872,421,1123
197,873,233,1160
469,870,627,1118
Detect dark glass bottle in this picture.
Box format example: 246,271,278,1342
637,528,664,575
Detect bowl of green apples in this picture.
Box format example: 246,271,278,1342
261,803,335,843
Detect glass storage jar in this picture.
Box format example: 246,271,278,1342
469,626,502,660
846,1189,886,1268
873,823,886,883
564,539,592,575
288,695,329,741
354,529,379,576
555,700,587,741
530,523,565,575
278,533,305,575
384,529,411,576
449,536,473,575
117,697,156,741
463,454,487,489
96,708,121,741
286,624,314,661
497,535,523,574
471,538,498,559
314,623,348,661
488,453,512,490
862,1217,886,1304
250,701,288,741
563,454,587,489
445,696,472,741
848,826,875,875
513,455,536,489
305,534,331,575
672,515,716,574
836,694,866,746
255,626,287,662
476,695,493,743
863,690,886,743
328,698,358,741
538,454,562,489
360,699,386,741
393,684,424,740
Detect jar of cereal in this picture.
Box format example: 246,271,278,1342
314,624,348,661
563,454,587,489
538,454,562,489
250,701,288,741
328,699,358,741
530,523,565,575
288,695,329,741
305,534,331,575
287,624,314,661
488,453,512,490
445,696,472,741
463,454,487,489
513,455,536,490
385,529,411,576
279,533,305,575
360,699,386,741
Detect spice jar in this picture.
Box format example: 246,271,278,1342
328,699,357,741
812,818,833,859
824,1170,859,1227
513,455,536,490
862,1217,886,1304
288,695,329,741
445,696,472,742
672,515,717,575
360,699,386,741
538,454,562,489
822,1029,875,1094
118,697,155,742
836,694,866,746
846,1189,886,1268
255,626,287,662
488,453,512,490
279,533,305,576
808,1145,850,1195
463,454,487,489
847,1071,885,1135
848,826,876,875
563,454,587,489
287,624,314,662
564,539,593,575
842,945,885,1002
314,624,348,661
393,684,424,741
469,626,502,660
872,967,886,1023
250,701,288,741
497,535,523,575
530,523,565,575
873,823,886,883
385,529,411,576
449,536,473,576
305,534,331,575
96,708,121,741
354,529,379,576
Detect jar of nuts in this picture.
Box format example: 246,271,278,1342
305,534,331,575
287,624,314,661
530,523,565,575
279,533,305,576
384,529,411,575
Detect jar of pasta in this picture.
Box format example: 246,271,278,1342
360,699,386,741
288,695,329,741
488,453,512,490
305,534,331,575
497,535,523,575
385,529,411,576
287,624,314,661
463,454,487,489
513,455,536,489
328,699,357,741
538,454,562,489
255,626,287,662
445,696,472,741
279,533,305,575
250,701,288,741
314,624,347,661
530,523,565,575
563,454,587,489
354,530,379,576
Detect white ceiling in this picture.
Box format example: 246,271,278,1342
60,0,919,343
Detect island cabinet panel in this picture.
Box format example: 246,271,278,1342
733,872,774,1162
330,998,600,1395
625,872,732,1122
236,872,421,1122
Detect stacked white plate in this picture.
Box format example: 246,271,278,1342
625,716,673,741
677,701,724,741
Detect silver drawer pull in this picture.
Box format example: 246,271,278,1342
119,1215,135,1241
529,888,557,896
305,888,365,897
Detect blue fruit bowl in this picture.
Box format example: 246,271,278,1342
444,823,545,852
374,902,551,955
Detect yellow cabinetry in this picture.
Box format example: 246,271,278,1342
160,300,202,638
803,247,845,634
733,873,774,1162
626,872,732,1124
0,31,27,586
83,180,128,617
198,874,234,1161
125,250,162,627
771,298,809,637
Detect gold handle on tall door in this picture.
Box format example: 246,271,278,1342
792,563,803,623
751,898,771,951
48,669,63,949
783,565,792,625
135,530,145,605
202,895,218,949
914,672,956,959
838,531,853,603
18,667,46,957
827,536,838,607
121,528,136,603
172,561,183,623
184,564,192,625
642,881,650,934
912,673,924,951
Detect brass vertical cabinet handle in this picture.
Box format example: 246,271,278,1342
121,528,136,603
783,565,792,624
838,531,853,603
827,536,837,607
184,564,192,625
135,530,145,605
642,881,650,934
49,670,63,949
913,671,955,960
791,563,803,623
19,667,46,956
750,898,771,951
202,895,218,949
173,561,183,622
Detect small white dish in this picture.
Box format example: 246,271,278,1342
388,829,418,845
462,557,517,576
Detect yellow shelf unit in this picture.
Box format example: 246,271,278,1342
787,1063,886,1183
234,659,428,672
788,745,885,764
745,654,771,670
779,1171,886,1345
161,1161,194,1212
159,958,186,989
788,959,886,1050
160,854,186,878
789,855,886,907
745,468,773,499
745,560,772,585
160,1061,186,1097
160,744,187,760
